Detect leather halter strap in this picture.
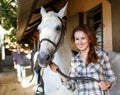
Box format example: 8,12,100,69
40,38,57,49
39,18,65,53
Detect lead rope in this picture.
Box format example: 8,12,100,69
56,68,108,95
56,69,100,82
35,67,45,95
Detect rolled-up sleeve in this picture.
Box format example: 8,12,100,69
103,52,117,88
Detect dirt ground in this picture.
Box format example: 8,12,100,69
0,66,35,95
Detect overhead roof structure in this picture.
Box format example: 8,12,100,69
17,0,68,47
17,0,111,48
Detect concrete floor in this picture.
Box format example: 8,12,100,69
0,67,34,95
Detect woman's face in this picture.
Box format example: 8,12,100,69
74,31,90,52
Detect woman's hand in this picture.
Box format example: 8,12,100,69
49,62,67,82
98,81,111,91
49,62,59,72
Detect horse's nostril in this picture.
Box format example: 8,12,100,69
39,53,50,61
45,55,50,60
38,52,52,67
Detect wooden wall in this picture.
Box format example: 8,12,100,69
111,0,120,52
66,12,83,52
67,0,112,51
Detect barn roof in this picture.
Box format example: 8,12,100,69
17,0,68,47
16,0,111,48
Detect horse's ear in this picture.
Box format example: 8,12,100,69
57,2,68,18
40,6,47,17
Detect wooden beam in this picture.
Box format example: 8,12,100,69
28,18,41,27
33,0,61,14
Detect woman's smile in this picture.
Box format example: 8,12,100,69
74,31,90,52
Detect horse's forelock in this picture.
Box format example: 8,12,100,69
41,11,57,20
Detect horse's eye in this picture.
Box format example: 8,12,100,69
56,26,62,31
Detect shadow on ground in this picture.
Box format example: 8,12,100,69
0,66,35,95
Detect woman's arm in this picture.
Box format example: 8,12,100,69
49,62,67,81
98,52,117,90
49,62,76,91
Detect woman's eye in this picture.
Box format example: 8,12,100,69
75,37,86,41
81,37,86,40
75,38,79,40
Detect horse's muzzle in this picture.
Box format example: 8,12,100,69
37,52,52,68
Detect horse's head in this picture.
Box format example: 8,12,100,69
37,3,68,68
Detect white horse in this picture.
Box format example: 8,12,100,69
32,3,77,95
107,51,120,95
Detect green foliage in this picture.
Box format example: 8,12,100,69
0,0,29,48
0,0,17,30
0,0,17,46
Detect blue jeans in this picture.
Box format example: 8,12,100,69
16,64,26,82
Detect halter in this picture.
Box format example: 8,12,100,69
38,17,65,54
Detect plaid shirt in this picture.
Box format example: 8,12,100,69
65,48,116,95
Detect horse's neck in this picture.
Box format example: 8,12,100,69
42,36,75,95
53,35,72,74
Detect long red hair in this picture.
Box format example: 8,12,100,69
71,24,98,64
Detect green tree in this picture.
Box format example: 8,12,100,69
0,0,17,46
0,0,17,71
0,0,17,29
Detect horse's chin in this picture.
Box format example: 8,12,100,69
39,64,48,68
38,60,52,68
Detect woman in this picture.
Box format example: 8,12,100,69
49,24,116,95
